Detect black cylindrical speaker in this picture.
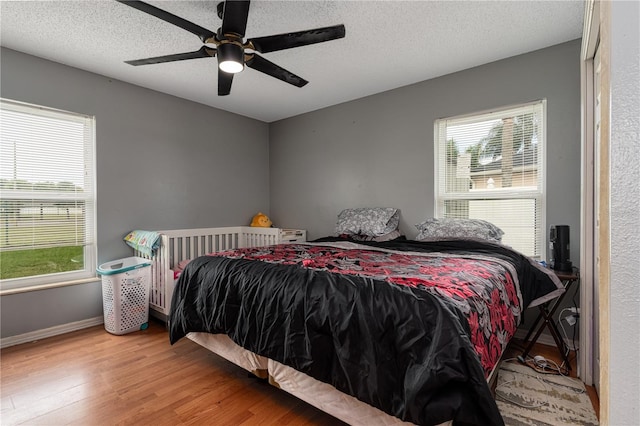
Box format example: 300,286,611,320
550,225,572,272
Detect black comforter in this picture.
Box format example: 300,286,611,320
168,238,563,426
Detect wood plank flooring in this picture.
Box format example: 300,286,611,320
1,320,599,425
1,321,343,426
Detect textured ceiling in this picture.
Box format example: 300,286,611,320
0,1,584,123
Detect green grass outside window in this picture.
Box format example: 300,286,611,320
0,246,84,280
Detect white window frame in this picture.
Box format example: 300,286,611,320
0,99,97,294
434,100,547,259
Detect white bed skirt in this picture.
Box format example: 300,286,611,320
186,332,453,426
186,332,268,378
268,359,419,425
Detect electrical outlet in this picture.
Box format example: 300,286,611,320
565,314,577,326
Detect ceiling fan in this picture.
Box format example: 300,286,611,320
116,0,346,96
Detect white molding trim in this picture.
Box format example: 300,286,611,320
515,328,555,348
0,316,103,349
0,277,100,296
581,0,600,60
514,328,579,353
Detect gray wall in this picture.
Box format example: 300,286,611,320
270,39,582,265
269,40,582,332
0,48,269,338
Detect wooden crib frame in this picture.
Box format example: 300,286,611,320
133,226,298,319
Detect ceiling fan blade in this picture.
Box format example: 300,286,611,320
125,47,215,66
248,24,345,54
218,71,234,96
116,0,216,43
220,0,251,37
245,54,308,88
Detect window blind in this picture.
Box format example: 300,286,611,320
0,98,96,286
435,101,546,258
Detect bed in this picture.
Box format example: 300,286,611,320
165,219,564,425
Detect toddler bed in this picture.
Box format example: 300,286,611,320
132,226,303,319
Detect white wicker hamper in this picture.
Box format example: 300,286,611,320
97,256,152,335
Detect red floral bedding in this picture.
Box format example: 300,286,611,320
216,243,520,377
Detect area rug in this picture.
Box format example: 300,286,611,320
495,362,599,425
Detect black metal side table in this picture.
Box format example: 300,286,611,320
519,268,580,370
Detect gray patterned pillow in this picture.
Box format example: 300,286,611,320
415,218,504,242
336,207,400,237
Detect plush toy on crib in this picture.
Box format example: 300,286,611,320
250,212,273,228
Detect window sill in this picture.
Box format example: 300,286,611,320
0,277,101,296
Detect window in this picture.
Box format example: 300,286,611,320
434,100,546,258
0,99,96,292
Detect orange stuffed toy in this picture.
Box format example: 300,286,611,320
250,212,273,228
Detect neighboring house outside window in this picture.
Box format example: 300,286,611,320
0,99,96,293
434,100,546,258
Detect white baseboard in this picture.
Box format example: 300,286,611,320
514,328,580,351
1,316,104,349
515,328,556,347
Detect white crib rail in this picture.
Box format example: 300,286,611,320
242,227,280,248
135,226,284,319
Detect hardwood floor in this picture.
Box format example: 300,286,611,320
1,320,344,426
1,321,599,425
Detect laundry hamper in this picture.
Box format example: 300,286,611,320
97,256,152,335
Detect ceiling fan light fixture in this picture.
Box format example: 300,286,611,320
218,42,244,74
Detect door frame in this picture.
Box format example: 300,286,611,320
580,1,611,423
579,0,599,388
